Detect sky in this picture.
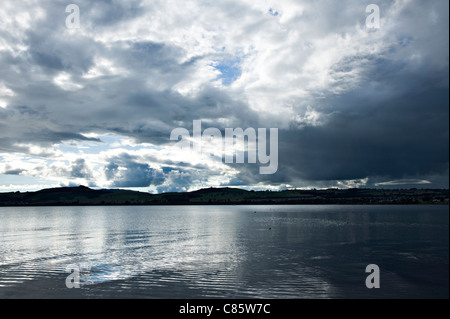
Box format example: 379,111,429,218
0,0,448,193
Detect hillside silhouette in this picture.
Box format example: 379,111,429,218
0,186,448,206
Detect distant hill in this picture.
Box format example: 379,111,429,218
0,186,448,206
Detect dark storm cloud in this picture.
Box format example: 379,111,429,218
298,94,445,186
0,106,101,153
278,88,448,182
30,51,65,70
103,153,203,192
70,158,92,179
3,168,24,175
104,153,165,188
86,0,145,26
223,57,449,188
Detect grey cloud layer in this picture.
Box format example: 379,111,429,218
0,0,448,189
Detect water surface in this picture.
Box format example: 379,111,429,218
0,205,448,298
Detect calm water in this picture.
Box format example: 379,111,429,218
0,205,448,299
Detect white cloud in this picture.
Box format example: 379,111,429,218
82,57,129,79
337,177,369,189
53,72,84,91
375,179,432,187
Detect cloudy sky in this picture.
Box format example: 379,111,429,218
0,0,448,193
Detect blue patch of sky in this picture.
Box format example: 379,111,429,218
212,57,242,86
0,174,58,192
268,8,279,16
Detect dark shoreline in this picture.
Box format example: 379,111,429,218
0,186,448,207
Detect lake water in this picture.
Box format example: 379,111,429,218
0,205,448,299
